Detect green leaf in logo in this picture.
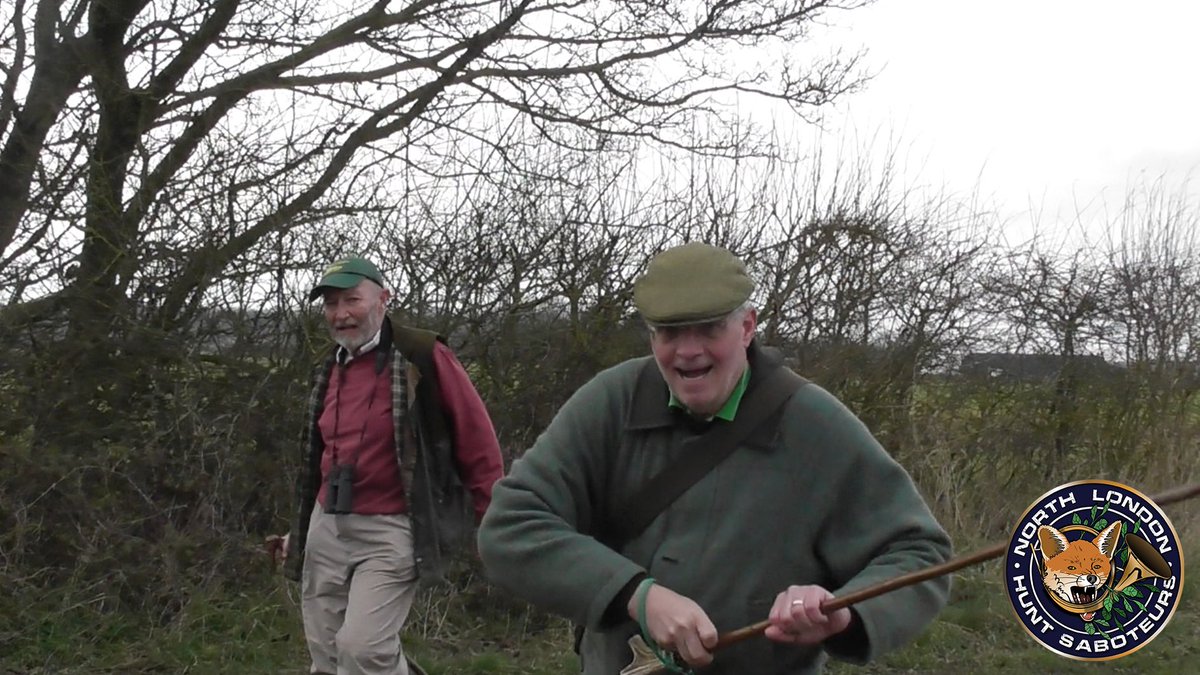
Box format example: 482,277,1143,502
1085,622,1096,635
1119,547,1129,564
1132,520,1141,534
1143,585,1159,595
1073,513,1082,525
1099,501,1110,518
1095,519,1108,529
1104,594,1114,612
1122,597,1133,613
1132,598,1148,612
1090,505,1098,522
1123,586,1144,598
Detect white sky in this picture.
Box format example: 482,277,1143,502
807,0,1200,242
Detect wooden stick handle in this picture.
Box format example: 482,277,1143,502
714,482,1200,651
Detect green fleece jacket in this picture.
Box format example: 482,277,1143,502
478,348,952,674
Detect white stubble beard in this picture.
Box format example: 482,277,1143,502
331,304,386,355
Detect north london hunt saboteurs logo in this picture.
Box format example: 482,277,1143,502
1004,480,1185,660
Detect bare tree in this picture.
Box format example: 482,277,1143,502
1106,177,1200,370
0,0,868,444
983,240,1110,472
1094,177,1200,473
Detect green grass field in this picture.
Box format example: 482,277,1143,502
4,540,1196,674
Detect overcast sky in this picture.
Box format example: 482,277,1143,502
807,1,1200,241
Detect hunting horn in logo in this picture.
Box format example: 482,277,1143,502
1113,533,1173,592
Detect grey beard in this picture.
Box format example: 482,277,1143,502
331,309,384,356
334,335,362,353
332,331,370,355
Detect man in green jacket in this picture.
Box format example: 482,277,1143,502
477,242,952,674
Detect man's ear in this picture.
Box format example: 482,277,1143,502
739,308,757,347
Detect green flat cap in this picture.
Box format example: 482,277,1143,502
633,242,755,325
309,256,385,301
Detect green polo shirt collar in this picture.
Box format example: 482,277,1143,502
669,366,750,421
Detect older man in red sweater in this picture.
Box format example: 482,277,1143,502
275,256,503,675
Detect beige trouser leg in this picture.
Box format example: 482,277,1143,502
302,502,419,675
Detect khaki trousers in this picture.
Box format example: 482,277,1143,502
302,503,418,675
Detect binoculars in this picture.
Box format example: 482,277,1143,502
326,464,356,514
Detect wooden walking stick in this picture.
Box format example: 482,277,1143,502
621,482,1200,675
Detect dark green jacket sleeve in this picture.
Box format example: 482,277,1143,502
795,385,953,663
477,362,645,628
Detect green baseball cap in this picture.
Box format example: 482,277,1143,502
309,256,385,301
633,242,755,326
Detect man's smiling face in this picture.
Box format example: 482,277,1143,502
322,279,389,354
649,307,756,416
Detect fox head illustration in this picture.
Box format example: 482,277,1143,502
1037,521,1122,619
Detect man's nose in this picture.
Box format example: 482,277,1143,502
674,331,706,355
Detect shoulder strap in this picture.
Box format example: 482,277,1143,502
602,365,808,548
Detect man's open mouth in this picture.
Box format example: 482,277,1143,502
677,366,712,379
1070,586,1100,604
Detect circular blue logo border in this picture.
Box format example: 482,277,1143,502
1004,480,1185,661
